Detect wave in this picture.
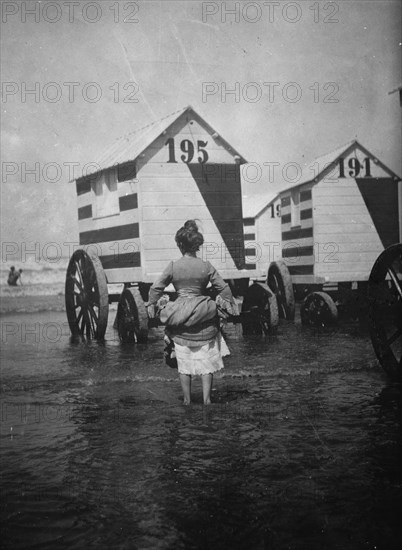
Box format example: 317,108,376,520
0,359,381,395
1,259,125,299
1,256,70,271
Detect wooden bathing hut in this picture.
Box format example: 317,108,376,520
274,139,401,324
74,105,248,283
242,192,282,277
66,106,278,340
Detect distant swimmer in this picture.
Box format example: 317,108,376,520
7,266,23,286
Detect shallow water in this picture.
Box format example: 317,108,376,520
1,301,401,549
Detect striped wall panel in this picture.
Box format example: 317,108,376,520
79,223,139,245
76,177,91,196
287,264,314,275
119,193,138,211
78,205,92,220
282,227,313,240
75,177,140,275
282,245,314,258
243,217,257,269
300,190,312,202
300,208,313,220
280,187,314,281
78,238,142,274
99,252,141,270
117,162,136,183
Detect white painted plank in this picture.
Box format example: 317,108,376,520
78,209,138,233
314,221,376,234
104,267,144,284
313,194,367,206
141,220,238,236
76,238,141,258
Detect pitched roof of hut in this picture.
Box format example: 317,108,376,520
74,105,247,181
279,139,401,194
242,192,279,218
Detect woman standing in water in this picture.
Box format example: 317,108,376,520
147,220,237,405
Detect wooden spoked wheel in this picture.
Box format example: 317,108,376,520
241,282,279,335
65,249,109,339
267,261,295,321
117,287,149,343
300,291,338,327
368,243,402,381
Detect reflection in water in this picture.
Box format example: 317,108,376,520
1,314,401,549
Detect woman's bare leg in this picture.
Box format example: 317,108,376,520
201,374,213,405
179,374,191,405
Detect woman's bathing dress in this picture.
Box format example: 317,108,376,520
148,255,238,376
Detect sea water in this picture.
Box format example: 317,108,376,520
0,262,401,549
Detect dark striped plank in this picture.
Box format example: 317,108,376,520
243,218,255,226
287,264,314,275
243,233,255,240
281,214,291,224
282,246,314,258
245,263,256,270
282,227,313,240
78,205,92,220
300,208,313,220
300,190,312,202
76,178,91,196
281,196,291,207
80,223,139,245
117,162,136,183
119,193,138,211
245,248,256,256
99,252,141,269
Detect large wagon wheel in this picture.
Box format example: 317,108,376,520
300,291,338,327
368,243,402,381
241,282,279,335
267,261,295,320
65,249,109,339
116,287,149,343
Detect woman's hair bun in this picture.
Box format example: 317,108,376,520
175,219,203,253
183,220,198,233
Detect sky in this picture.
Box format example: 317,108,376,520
1,0,401,257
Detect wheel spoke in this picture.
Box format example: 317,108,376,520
87,303,99,322
74,278,84,293
75,261,84,286
388,266,402,299
81,309,92,338
79,314,86,333
88,311,97,336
